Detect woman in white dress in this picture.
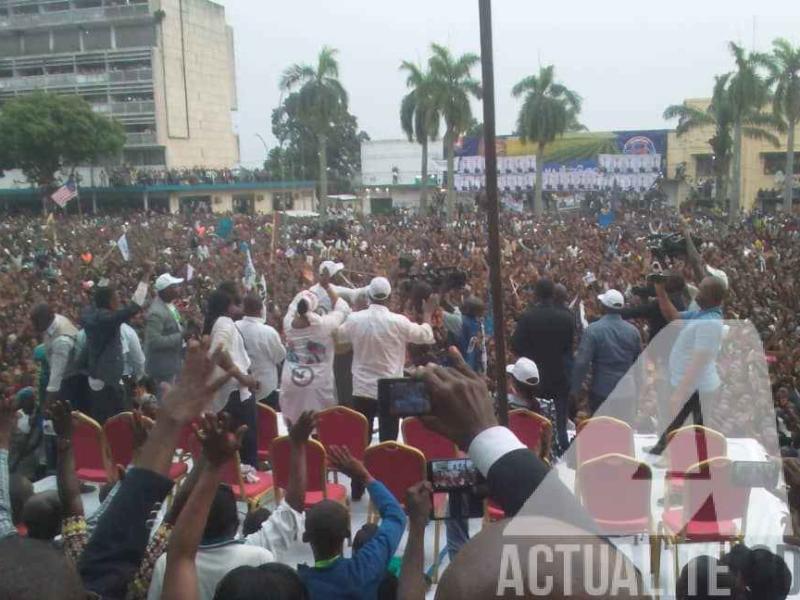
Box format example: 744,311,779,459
280,286,350,425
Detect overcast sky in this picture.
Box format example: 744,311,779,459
218,0,800,167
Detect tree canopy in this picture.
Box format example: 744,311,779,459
264,90,368,193
0,91,125,189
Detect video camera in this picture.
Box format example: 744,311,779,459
646,232,702,262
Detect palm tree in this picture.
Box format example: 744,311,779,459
280,46,348,217
428,43,481,218
400,61,440,215
758,38,800,211
664,75,735,209
512,65,583,215
727,42,780,220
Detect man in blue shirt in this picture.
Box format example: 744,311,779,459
298,446,406,600
647,275,726,455
569,289,642,417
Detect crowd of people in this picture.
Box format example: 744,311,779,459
101,166,273,188
1,201,799,599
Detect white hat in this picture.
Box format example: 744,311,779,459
293,290,319,314
368,276,392,300
319,260,344,277
597,289,625,310
506,358,540,385
155,273,184,292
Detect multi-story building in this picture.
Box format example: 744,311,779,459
0,0,239,170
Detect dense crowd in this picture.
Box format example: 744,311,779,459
1,203,799,599
101,166,273,188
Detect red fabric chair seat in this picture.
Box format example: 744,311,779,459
662,508,739,542
486,500,505,521
76,467,110,483
223,472,273,499
593,516,650,536
168,462,188,480
257,449,269,462
304,483,348,508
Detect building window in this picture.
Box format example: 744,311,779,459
74,0,102,8
24,32,50,55
694,155,715,178
43,2,71,12
115,24,156,48
273,192,294,211
53,29,81,53
123,147,165,166
82,26,112,51
0,36,20,58
763,152,800,175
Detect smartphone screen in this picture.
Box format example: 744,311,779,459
731,460,781,489
427,459,485,520
378,378,431,417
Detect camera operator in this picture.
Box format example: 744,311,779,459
621,273,689,344
441,294,486,375
681,218,729,307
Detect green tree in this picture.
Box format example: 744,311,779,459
664,75,736,209
280,46,349,217
758,38,800,211
727,42,780,220
0,91,124,196
264,91,368,193
400,60,440,214
512,65,583,215
428,43,481,218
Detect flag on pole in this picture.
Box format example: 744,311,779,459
51,181,78,208
258,273,267,300
186,263,195,282
117,233,130,261
243,249,256,290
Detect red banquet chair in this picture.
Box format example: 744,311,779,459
401,417,458,461
508,409,553,462
575,416,635,467
655,457,750,587
270,436,347,509
578,453,659,577
256,402,280,464
317,407,370,487
187,431,272,511
103,412,138,468
664,425,727,497
71,411,115,483
364,441,446,581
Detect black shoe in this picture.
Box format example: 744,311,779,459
79,482,95,494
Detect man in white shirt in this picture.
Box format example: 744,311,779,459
309,261,368,315
120,321,145,383
236,295,286,411
337,277,435,446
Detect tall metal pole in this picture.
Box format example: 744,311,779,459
479,0,508,425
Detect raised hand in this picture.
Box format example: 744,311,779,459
328,445,371,484
288,410,318,445
47,399,73,440
161,338,234,424
405,481,433,528
194,412,246,468
131,409,153,453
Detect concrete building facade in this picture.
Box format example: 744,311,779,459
0,0,239,170
360,139,444,187
665,98,800,211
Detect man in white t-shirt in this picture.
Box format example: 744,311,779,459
236,295,286,411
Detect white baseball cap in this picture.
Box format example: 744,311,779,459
155,273,184,292
506,358,540,385
319,260,345,277
597,289,625,310
368,276,392,300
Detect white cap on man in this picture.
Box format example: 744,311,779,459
155,273,184,292
319,260,345,277
506,358,540,386
367,276,392,300
597,289,625,310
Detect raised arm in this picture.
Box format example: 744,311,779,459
49,401,84,518
682,221,706,282
285,411,316,513
654,281,681,323
398,482,433,600
162,412,245,600
0,394,17,540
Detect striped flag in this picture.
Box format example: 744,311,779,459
51,180,78,208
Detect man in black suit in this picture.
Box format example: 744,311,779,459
511,278,574,453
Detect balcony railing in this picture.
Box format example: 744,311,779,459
0,68,152,91
110,99,154,114
125,131,156,145
0,3,150,28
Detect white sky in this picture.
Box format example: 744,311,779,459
217,0,800,167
